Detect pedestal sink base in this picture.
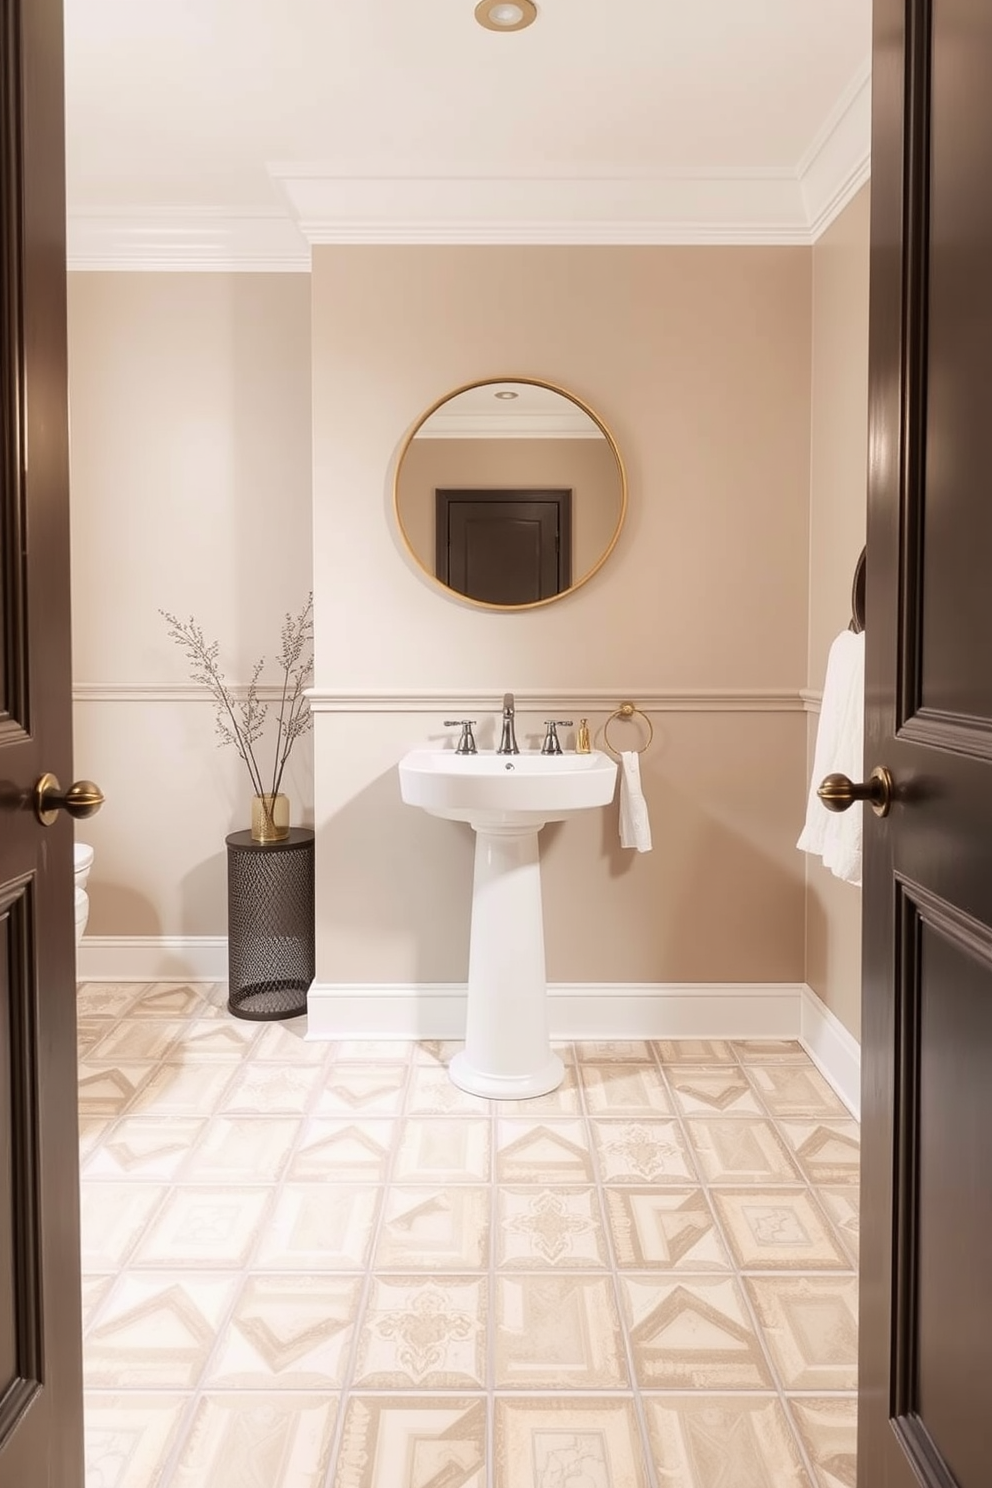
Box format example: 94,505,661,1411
449,1049,565,1100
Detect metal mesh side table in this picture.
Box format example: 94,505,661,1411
226,828,315,1020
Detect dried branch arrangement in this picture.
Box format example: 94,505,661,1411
160,593,314,805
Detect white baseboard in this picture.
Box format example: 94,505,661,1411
77,940,861,1119
306,981,805,1041
799,984,861,1119
77,936,228,982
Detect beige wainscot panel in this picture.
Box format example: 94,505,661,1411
314,705,806,987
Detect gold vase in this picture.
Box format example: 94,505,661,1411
251,792,290,843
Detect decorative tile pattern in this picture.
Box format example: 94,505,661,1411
334,1397,486,1488
75,984,862,1488
789,1396,859,1488
169,1392,338,1488
644,1395,813,1488
745,1275,859,1390
375,1185,489,1270
495,1273,628,1387
684,1118,803,1185
622,1274,774,1389
355,1276,486,1387
606,1189,732,1271
495,1398,648,1488
498,1186,608,1268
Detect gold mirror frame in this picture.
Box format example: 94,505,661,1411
393,376,628,612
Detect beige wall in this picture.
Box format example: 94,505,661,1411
805,187,871,1037
68,273,313,936
398,435,621,584
312,246,812,985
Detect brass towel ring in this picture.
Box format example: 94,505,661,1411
603,701,654,757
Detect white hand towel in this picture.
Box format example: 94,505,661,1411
798,628,865,886
619,750,652,852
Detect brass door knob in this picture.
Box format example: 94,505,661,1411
34,773,105,827
817,765,893,819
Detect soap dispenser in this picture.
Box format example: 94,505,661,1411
577,718,591,753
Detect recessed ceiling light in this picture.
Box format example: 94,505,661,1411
475,1,537,33
494,389,519,399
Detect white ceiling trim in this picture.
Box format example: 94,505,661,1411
66,62,872,270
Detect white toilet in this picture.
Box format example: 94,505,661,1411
74,842,94,946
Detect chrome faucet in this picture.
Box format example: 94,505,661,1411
497,693,519,754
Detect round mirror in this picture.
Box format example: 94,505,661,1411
394,378,627,610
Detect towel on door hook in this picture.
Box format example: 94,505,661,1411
619,751,652,852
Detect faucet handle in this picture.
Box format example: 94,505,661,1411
540,720,573,755
444,720,478,755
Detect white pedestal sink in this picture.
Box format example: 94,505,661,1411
398,748,618,1098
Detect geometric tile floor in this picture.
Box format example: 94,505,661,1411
78,982,860,1488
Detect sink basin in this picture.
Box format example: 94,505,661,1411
398,747,618,1099
398,748,617,827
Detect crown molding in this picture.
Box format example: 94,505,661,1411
66,208,310,272
65,64,872,268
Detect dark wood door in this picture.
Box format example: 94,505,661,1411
860,3,992,1485
0,0,85,1483
436,489,572,604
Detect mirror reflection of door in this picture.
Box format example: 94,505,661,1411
436,489,572,605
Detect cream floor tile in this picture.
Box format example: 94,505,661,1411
788,1396,859,1488
315,1065,409,1116
622,1273,774,1389
85,1117,205,1180
80,1116,114,1161
375,1185,489,1270
683,1118,803,1185
778,1121,862,1186
80,1275,116,1329
127,1062,237,1117
406,1065,490,1115
80,1183,167,1271
746,1065,850,1119
667,1066,767,1118
250,1020,329,1064
131,1186,273,1269
78,1017,114,1058
182,1116,299,1183
413,1039,465,1065
498,1186,608,1268
495,1066,582,1116
733,1039,809,1064
394,1118,491,1182
581,1064,672,1116
710,1190,853,1272
334,1039,415,1062
85,1019,189,1063
77,984,146,1019
219,1062,321,1116
169,1392,337,1488
496,1120,595,1184
355,1275,486,1387
817,1187,861,1264
83,1391,190,1488
289,1118,394,1182
745,1274,859,1390
127,983,214,1019
78,1064,156,1121
576,1040,656,1063
173,1017,261,1060
206,1274,361,1389
606,1189,733,1271
495,1273,627,1388
84,1271,239,1388
653,1039,736,1065
334,1397,486,1488
255,1184,380,1271
495,1397,647,1488
644,1395,813,1488
592,1119,696,1185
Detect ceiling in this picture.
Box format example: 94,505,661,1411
63,0,873,268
